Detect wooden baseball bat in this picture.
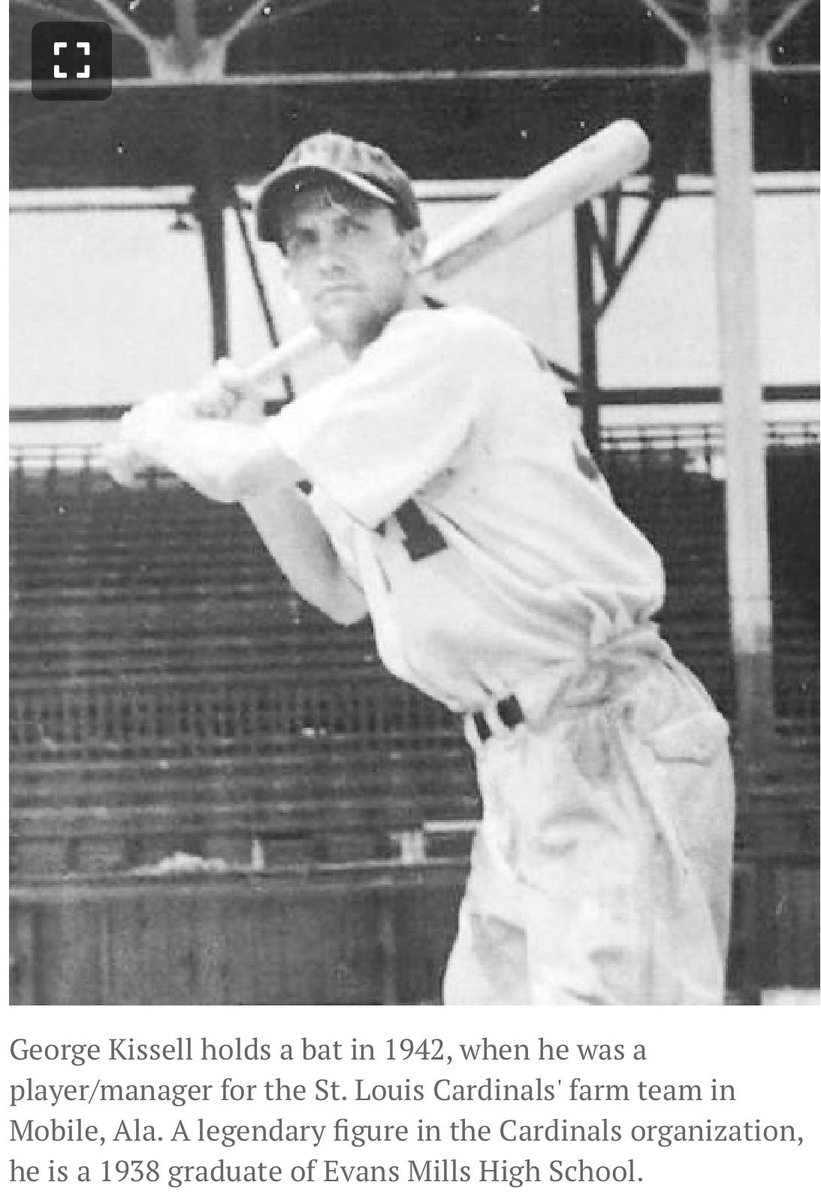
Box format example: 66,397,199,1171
105,120,649,482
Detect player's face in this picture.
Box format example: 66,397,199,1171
279,183,425,357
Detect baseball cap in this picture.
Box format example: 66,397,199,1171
256,132,421,246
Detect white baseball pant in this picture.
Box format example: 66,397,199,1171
443,640,735,1005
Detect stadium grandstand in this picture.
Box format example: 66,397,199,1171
9,0,819,1005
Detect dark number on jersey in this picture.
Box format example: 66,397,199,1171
381,499,448,562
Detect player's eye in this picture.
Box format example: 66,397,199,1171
338,214,370,239
282,229,316,259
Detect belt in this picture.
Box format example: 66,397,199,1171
471,694,526,743
467,626,672,747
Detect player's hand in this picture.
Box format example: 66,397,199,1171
101,440,147,488
101,390,180,486
101,363,266,488
187,358,267,425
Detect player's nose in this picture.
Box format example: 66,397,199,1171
312,230,351,273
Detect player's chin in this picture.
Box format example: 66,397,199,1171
314,301,377,348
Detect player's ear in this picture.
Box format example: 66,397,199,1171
402,225,427,272
280,256,300,294
278,259,306,309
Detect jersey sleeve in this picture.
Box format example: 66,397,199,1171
307,484,366,595
273,311,482,528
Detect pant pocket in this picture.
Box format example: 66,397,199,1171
642,708,735,957
644,708,729,765
643,710,734,852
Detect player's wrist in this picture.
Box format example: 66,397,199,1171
183,359,265,422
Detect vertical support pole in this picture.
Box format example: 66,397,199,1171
170,2,228,360
172,0,201,70
709,0,774,753
197,185,229,360
198,164,229,356
192,93,230,361
231,195,296,402
574,204,600,455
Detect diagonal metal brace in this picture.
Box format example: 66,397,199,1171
592,190,667,321
576,185,669,326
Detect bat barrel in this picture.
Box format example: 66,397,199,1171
425,119,650,282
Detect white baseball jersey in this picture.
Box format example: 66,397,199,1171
273,304,665,713
272,303,734,1006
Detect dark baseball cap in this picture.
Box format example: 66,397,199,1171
256,132,421,247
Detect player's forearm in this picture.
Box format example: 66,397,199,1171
125,405,365,621
243,484,367,626
122,407,300,503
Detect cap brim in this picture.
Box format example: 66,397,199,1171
256,165,396,244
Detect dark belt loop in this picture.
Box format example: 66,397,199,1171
497,694,525,730
472,695,525,744
473,711,492,743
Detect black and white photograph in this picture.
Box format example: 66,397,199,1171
8,1,818,1014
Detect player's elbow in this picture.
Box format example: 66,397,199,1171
329,593,369,627
289,570,368,627
308,580,369,627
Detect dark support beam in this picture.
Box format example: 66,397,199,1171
602,189,621,283
172,0,200,70
191,95,230,361
586,200,614,282
574,204,601,455
231,194,295,402
195,180,229,360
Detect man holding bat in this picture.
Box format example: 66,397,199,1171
116,131,734,1005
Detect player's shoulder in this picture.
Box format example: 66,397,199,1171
386,303,529,360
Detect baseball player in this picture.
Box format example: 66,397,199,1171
116,132,735,1005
